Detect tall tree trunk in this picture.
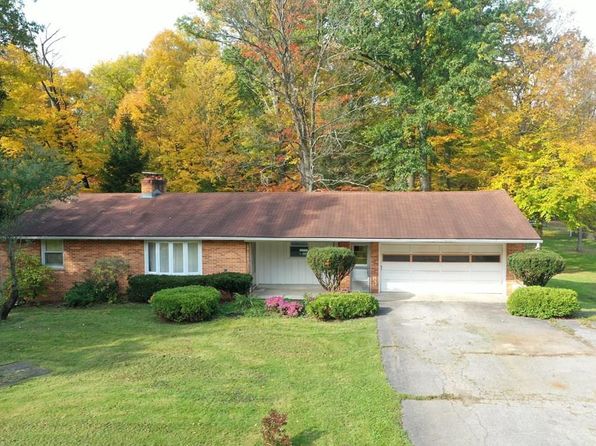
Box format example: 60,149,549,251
535,220,543,237
577,227,584,252
0,239,19,320
406,174,415,190
420,171,431,191
418,126,431,191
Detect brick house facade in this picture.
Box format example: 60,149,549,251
1,239,531,302
4,177,540,302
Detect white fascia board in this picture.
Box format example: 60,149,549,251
22,236,543,244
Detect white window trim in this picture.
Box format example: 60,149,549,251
144,241,202,275
41,240,64,270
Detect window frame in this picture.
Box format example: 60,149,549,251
412,254,441,263
471,255,501,263
441,254,471,263
382,254,411,262
41,239,64,269
144,241,202,275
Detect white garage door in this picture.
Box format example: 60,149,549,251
381,244,505,294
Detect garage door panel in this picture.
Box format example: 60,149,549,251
471,264,501,272
380,243,504,294
382,263,410,271
440,263,470,272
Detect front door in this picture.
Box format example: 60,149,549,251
351,244,370,291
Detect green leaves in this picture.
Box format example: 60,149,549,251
339,0,530,188
0,145,76,235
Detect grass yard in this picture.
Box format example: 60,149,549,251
542,223,596,315
0,304,408,446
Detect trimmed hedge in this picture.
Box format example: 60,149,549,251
127,272,252,303
150,285,220,322
306,292,379,320
507,286,580,319
508,249,565,286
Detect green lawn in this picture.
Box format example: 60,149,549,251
0,304,408,446
542,224,596,313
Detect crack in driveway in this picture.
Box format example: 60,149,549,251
377,301,596,445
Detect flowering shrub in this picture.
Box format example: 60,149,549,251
279,300,303,317
265,296,285,311
265,296,303,317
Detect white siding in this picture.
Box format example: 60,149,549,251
380,243,505,294
255,241,331,285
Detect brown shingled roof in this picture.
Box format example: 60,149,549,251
16,190,541,241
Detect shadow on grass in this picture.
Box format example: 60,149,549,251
293,429,325,445
0,304,232,379
547,278,596,310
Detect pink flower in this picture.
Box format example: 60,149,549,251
265,296,303,317
265,296,285,310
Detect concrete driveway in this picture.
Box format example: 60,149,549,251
377,299,596,446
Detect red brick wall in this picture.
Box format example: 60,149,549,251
1,240,144,302
506,243,526,294
370,242,379,293
202,241,250,275
53,240,145,301
337,242,352,291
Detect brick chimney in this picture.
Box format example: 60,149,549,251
141,172,166,198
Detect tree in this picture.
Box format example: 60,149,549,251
0,146,76,320
306,247,355,291
99,114,148,192
157,50,247,191
116,30,198,160
0,0,40,51
339,0,533,190
181,0,366,191
81,54,144,138
466,29,596,241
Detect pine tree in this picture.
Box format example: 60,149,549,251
99,114,148,192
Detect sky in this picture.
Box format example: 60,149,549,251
24,0,596,73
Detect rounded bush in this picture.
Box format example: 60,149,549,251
507,286,580,319
508,249,565,286
306,247,356,291
150,285,220,322
64,281,109,307
306,292,379,320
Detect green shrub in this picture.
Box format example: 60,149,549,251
507,286,580,319
306,292,379,320
219,294,267,317
87,257,130,303
150,285,220,322
64,281,109,307
306,247,355,291
2,252,54,304
508,249,566,286
127,272,253,303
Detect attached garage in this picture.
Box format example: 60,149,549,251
380,243,505,294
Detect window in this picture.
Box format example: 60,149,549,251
471,255,500,263
383,254,410,262
442,255,470,263
42,240,64,268
290,242,309,257
146,241,201,274
412,255,440,262
353,245,368,265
